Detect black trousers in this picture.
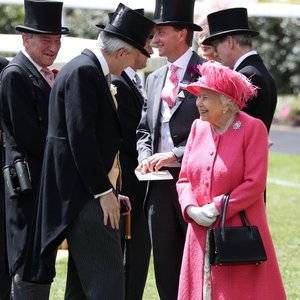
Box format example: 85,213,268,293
65,199,124,300
120,184,151,300
146,168,187,300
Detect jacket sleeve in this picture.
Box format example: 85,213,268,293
64,65,113,196
0,66,45,161
176,120,199,222
136,77,153,163
113,78,139,159
212,118,268,219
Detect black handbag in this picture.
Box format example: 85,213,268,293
209,194,267,265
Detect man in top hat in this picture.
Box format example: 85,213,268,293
35,3,154,299
111,9,153,298
202,7,277,132
0,0,68,298
0,56,11,300
136,0,204,298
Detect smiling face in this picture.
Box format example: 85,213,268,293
152,25,187,61
196,88,225,125
23,33,61,67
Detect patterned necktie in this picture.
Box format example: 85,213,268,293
133,73,146,98
161,64,179,108
41,67,54,87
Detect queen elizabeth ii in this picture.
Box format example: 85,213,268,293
176,62,286,300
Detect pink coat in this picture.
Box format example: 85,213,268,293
177,112,286,300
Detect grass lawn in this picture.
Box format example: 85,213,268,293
50,152,300,299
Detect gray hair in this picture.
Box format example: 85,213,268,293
220,94,240,115
97,31,134,54
231,33,253,48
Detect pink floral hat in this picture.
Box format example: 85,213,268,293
184,61,257,109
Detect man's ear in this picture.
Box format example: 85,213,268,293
116,48,128,58
228,36,235,50
178,28,187,43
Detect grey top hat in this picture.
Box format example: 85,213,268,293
16,0,69,34
202,8,258,45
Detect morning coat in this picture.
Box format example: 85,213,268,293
137,51,204,164
238,53,277,132
29,49,122,282
0,52,50,278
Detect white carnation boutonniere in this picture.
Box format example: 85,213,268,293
110,84,118,97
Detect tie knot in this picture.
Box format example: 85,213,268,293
134,74,142,88
169,64,179,85
41,67,54,86
170,64,179,74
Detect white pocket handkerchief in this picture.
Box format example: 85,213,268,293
177,90,185,98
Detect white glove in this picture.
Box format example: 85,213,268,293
187,203,219,227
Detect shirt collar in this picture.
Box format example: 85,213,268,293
124,67,136,81
167,48,193,71
91,47,110,77
233,50,257,70
21,49,47,73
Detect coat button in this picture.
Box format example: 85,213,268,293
210,151,214,156
206,166,211,171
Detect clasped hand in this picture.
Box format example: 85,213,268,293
187,203,219,227
136,152,177,174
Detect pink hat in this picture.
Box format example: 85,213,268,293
184,61,257,109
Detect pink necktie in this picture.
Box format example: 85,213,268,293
41,67,54,87
161,64,179,108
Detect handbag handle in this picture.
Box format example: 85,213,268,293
220,194,252,241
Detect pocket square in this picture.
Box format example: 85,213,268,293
177,90,185,98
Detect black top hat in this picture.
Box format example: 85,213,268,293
16,0,69,35
153,0,202,31
202,8,258,45
96,9,145,29
96,3,154,57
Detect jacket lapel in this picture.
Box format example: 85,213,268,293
122,71,144,108
152,65,168,129
235,54,260,72
170,51,204,116
17,52,51,94
82,49,119,116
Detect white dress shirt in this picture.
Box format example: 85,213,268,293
22,49,54,83
157,48,193,167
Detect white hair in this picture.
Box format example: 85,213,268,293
220,94,240,114
97,31,134,55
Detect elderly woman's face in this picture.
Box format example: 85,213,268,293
196,89,224,124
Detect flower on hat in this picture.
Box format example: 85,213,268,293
184,61,257,109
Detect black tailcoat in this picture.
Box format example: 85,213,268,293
237,54,277,132
112,71,150,300
31,49,122,282
0,56,10,300
0,52,50,278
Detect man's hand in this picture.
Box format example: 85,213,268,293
118,194,131,215
99,191,120,229
136,152,177,173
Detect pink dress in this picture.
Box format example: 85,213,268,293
177,112,286,300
